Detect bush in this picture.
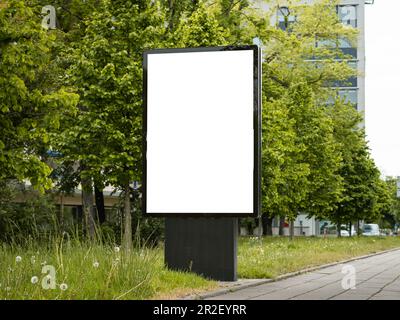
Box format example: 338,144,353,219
0,180,58,243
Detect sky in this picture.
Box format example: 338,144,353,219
365,0,400,177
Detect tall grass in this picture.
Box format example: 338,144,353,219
0,204,215,300
2,233,400,299
0,232,216,300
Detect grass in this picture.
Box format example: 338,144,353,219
1,236,400,299
0,239,216,300
238,236,400,279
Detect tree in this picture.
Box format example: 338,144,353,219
378,177,398,229
326,126,390,235
54,0,165,244
56,1,229,246
254,0,357,237
0,0,78,191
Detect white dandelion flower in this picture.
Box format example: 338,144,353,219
31,256,36,264
59,283,68,291
114,246,120,253
31,276,39,284
93,261,99,268
15,256,22,263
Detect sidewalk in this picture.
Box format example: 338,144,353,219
204,249,400,300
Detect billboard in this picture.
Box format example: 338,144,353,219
143,46,261,217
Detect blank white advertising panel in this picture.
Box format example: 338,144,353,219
144,46,260,216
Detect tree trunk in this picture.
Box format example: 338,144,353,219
279,216,285,236
289,220,295,241
123,180,132,252
59,192,64,233
94,185,106,224
81,176,95,239
262,215,273,236
337,222,341,237
256,217,262,238
349,222,352,237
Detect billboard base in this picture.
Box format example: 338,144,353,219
165,217,238,281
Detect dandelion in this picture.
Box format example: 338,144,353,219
114,246,120,253
15,256,22,263
59,283,68,291
31,256,36,264
31,276,39,284
93,261,99,268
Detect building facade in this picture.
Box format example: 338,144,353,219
255,0,372,121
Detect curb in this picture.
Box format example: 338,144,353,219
185,246,400,300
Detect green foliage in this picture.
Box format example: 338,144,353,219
56,1,166,188
172,2,227,47
254,0,384,225
53,0,231,243
0,0,391,244
380,177,400,228
0,0,78,191
0,180,58,242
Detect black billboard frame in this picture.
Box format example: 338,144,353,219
142,45,262,218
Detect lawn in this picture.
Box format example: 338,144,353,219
1,236,400,299
238,236,400,278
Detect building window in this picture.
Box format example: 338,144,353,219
338,89,358,108
337,5,357,28
337,5,358,57
338,37,357,58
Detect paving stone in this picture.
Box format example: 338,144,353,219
249,282,325,300
346,286,380,295
205,249,400,301
291,282,346,300
356,282,388,289
369,291,400,300
380,285,400,293
330,293,372,300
